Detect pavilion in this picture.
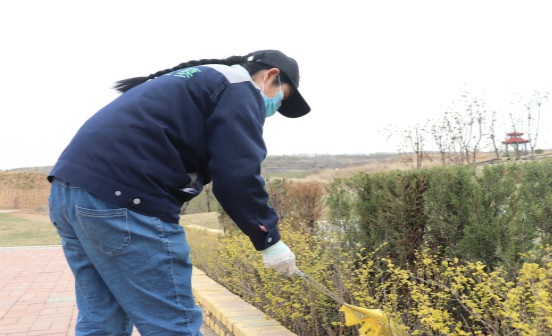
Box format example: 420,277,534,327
502,131,529,158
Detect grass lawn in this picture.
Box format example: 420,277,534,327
0,210,222,247
0,212,60,247
181,212,222,230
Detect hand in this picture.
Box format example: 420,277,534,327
261,241,297,276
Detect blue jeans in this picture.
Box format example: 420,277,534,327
48,178,203,335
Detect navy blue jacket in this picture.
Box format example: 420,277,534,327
49,64,280,250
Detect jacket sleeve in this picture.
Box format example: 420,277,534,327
205,83,281,251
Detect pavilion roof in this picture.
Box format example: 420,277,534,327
502,137,529,144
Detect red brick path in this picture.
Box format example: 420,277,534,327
0,246,216,336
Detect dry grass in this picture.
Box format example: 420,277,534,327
0,172,49,210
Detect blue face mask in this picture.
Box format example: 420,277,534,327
261,76,284,118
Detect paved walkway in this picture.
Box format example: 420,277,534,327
0,246,217,336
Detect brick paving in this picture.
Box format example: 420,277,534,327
0,246,216,336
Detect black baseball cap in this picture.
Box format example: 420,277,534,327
245,50,311,118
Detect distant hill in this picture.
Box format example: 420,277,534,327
261,153,396,172
6,166,52,174
5,154,398,174
5,152,545,211
1,154,398,211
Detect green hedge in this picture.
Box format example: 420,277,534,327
326,159,552,272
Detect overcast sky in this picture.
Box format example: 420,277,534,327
1,0,552,170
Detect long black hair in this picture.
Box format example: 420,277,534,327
113,53,290,93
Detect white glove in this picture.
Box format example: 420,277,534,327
261,241,297,276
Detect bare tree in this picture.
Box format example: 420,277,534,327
385,123,428,170
525,90,549,157
441,90,487,164
431,120,448,165
457,93,485,163
430,116,456,165
203,184,212,212
404,124,428,170
488,110,501,160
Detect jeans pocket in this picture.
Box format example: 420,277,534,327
76,206,131,256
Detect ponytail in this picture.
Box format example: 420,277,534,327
113,55,252,93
